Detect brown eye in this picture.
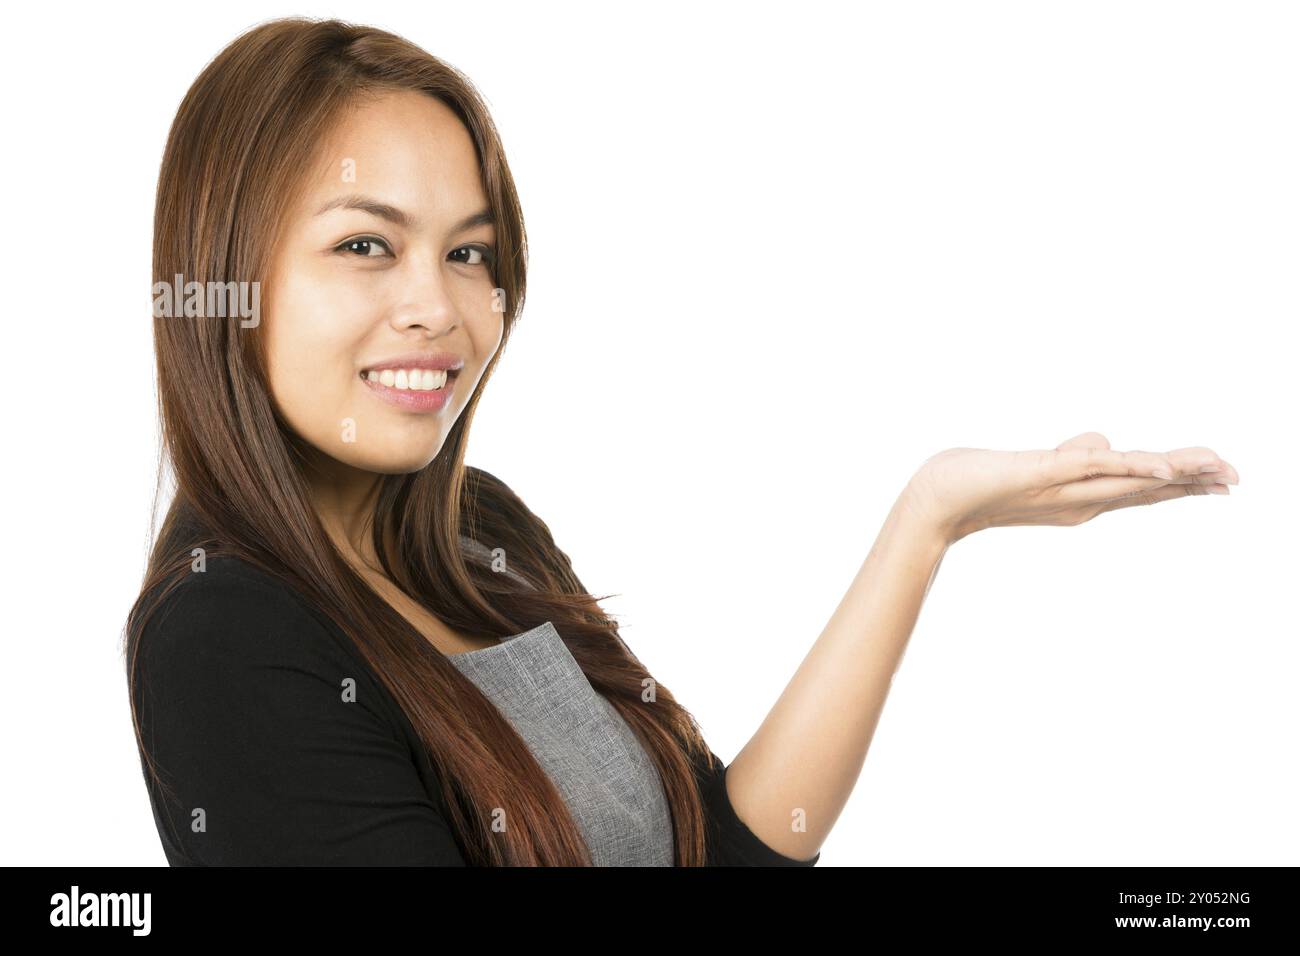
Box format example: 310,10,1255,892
449,244,496,268
337,236,393,257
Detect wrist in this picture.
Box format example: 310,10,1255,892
891,481,958,554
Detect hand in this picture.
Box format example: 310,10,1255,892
900,431,1240,546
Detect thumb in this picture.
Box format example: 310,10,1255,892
1056,431,1111,451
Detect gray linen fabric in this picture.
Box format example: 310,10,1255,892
451,536,675,866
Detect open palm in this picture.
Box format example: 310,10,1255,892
902,432,1240,545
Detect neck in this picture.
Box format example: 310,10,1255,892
300,448,386,570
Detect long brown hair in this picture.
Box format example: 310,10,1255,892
124,16,714,866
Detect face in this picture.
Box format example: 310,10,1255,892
263,89,503,475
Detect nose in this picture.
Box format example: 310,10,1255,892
389,258,459,337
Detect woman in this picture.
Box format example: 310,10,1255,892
124,16,1238,867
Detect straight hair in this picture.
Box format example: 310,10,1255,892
124,16,715,865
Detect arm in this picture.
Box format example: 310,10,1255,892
693,747,821,865
721,436,1236,861
721,488,947,862
131,564,467,865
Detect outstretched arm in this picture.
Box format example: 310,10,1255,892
722,488,947,862
722,434,1238,861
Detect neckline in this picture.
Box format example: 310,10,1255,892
447,620,556,661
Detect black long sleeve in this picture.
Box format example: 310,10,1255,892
130,557,818,866
132,564,467,865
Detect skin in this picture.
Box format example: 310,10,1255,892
262,90,505,653
726,433,1239,861
260,92,1244,861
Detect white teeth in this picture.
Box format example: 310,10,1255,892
365,368,451,391
418,369,448,390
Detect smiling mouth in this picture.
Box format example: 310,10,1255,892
359,367,461,392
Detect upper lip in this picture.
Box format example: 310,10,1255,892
360,351,466,374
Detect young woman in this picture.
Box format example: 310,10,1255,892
124,17,1239,867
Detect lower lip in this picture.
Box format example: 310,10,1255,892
360,373,458,412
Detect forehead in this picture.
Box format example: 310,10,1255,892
297,89,486,222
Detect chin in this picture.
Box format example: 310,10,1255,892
374,458,438,475
336,450,435,475
362,443,444,475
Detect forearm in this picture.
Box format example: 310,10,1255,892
724,486,950,861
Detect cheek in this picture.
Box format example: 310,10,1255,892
264,270,372,437
465,307,506,365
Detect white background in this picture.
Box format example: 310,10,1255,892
2,0,1295,866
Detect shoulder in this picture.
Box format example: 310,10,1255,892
152,550,316,611
142,554,324,642
133,554,364,705
129,559,464,865
132,554,412,767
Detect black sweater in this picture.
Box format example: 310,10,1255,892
129,557,821,866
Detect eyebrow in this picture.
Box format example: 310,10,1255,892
314,194,494,233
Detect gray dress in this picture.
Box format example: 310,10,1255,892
450,539,676,866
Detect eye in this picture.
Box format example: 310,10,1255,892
335,236,393,258
449,244,497,268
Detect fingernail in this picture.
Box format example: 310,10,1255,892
1153,466,1173,479
1201,470,1237,485
1206,484,1230,495
1199,464,1222,474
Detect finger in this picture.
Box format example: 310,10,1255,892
1175,458,1237,485
1056,431,1111,451
1036,447,1177,487
1093,481,1230,515
1160,446,1234,480
1184,454,1238,485
1216,458,1241,485
1053,449,1226,503
1166,469,1237,486
1060,471,1227,504
1165,445,1221,462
